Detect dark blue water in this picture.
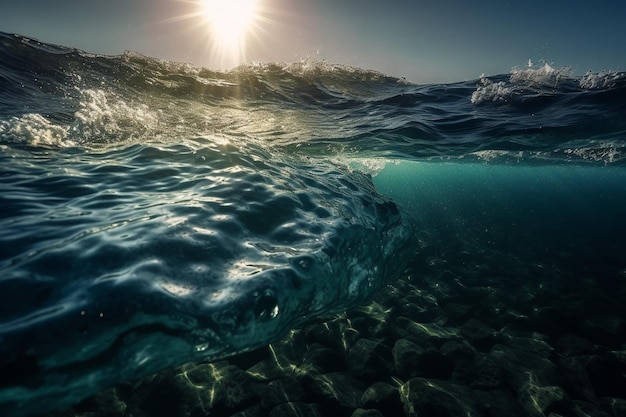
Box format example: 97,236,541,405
1,32,625,416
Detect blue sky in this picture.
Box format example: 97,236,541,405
1,0,625,83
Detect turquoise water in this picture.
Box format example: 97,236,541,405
372,161,625,279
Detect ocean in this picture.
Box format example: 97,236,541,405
1,32,625,417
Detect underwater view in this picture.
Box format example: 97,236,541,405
1,32,626,417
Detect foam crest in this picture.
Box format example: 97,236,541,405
470,76,513,104
71,89,161,143
0,89,164,147
472,63,574,105
562,140,623,164
509,62,572,87
0,113,72,146
580,70,626,89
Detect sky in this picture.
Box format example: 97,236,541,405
1,0,625,84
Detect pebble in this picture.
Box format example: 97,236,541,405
360,381,403,415
347,339,394,382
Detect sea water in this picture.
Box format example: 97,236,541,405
0,32,625,416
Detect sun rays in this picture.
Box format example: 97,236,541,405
198,0,259,66
165,0,267,69
201,0,257,47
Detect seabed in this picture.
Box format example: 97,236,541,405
53,252,626,417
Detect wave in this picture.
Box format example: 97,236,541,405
0,139,413,416
471,63,626,104
2,32,626,164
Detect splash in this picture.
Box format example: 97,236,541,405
509,62,572,88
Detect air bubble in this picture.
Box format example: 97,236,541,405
253,288,279,320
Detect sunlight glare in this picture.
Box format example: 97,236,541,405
164,0,269,69
202,0,258,62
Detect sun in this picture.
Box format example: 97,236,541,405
163,0,267,69
200,0,259,65
202,0,257,45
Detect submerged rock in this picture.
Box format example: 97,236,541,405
392,338,453,379
360,381,403,415
350,408,385,417
347,339,394,381
302,372,365,411
269,402,322,417
460,318,500,352
300,343,345,374
261,377,308,410
399,377,481,417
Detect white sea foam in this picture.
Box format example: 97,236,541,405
0,89,164,147
562,141,623,165
338,157,397,177
580,70,625,89
472,62,573,105
470,77,513,104
0,113,72,146
467,149,523,162
71,88,161,143
509,63,572,88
